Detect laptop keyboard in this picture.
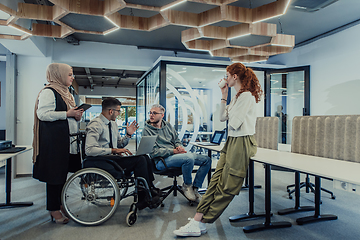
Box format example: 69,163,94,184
0,147,27,154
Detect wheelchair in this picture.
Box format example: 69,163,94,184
61,132,156,226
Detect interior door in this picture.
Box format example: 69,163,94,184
267,66,310,145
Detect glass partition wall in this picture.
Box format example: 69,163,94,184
136,59,269,150
136,58,309,150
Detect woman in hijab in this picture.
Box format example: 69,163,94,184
32,63,84,224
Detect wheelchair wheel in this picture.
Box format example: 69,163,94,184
126,211,137,226
61,168,120,226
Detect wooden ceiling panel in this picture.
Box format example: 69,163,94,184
0,0,295,62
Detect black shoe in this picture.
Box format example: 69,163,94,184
148,195,162,209
151,187,167,198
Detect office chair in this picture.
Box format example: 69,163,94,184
151,157,195,206
286,174,335,199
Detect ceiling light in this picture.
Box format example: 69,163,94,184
104,16,120,28
104,27,120,35
228,33,250,40
283,0,291,14
161,0,187,12
271,43,292,47
253,14,283,24
294,6,307,10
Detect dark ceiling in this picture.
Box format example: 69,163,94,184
72,67,146,89
22,0,360,88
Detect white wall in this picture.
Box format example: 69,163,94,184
52,40,224,71
15,56,52,174
268,23,360,116
0,61,5,130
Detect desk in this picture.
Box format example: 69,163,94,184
242,148,360,232
0,146,33,209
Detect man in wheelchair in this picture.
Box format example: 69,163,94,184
85,97,161,210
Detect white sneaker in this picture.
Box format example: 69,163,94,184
182,183,196,201
199,221,207,234
193,187,202,202
174,218,202,237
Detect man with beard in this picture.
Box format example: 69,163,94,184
142,104,211,202
85,97,161,209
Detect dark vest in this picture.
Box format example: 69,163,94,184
33,87,71,185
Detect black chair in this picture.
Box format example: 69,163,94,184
151,157,195,205
286,174,335,200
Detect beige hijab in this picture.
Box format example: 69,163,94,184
32,63,76,162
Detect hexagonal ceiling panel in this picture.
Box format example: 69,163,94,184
229,35,273,47
0,0,295,62
60,14,115,32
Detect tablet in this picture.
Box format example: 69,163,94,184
76,103,92,111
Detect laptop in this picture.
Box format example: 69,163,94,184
197,131,225,146
0,146,27,154
123,135,157,157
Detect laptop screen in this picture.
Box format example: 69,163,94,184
210,131,225,144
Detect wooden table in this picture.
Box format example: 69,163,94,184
0,146,33,209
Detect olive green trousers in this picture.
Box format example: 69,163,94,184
196,135,257,223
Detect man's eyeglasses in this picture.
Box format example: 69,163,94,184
111,109,121,113
148,111,162,115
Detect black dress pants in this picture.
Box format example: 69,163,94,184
85,155,155,188
46,153,81,211
46,183,64,211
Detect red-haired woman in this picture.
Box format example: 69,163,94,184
174,62,263,237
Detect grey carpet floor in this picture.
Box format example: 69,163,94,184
1,151,360,239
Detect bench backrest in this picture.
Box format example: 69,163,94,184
254,117,279,150
291,115,360,163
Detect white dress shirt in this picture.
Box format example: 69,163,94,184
36,88,79,154
219,91,257,137
85,113,129,156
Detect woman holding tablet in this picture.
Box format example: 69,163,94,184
32,63,84,224
174,62,263,237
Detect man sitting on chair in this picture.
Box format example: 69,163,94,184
85,97,161,209
142,104,211,202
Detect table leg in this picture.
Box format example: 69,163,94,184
229,160,268,222
296,176,337,225
243,164,291,233
278,171,314,215
198,149,212,194
0,157,33,209
241,169,262,190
